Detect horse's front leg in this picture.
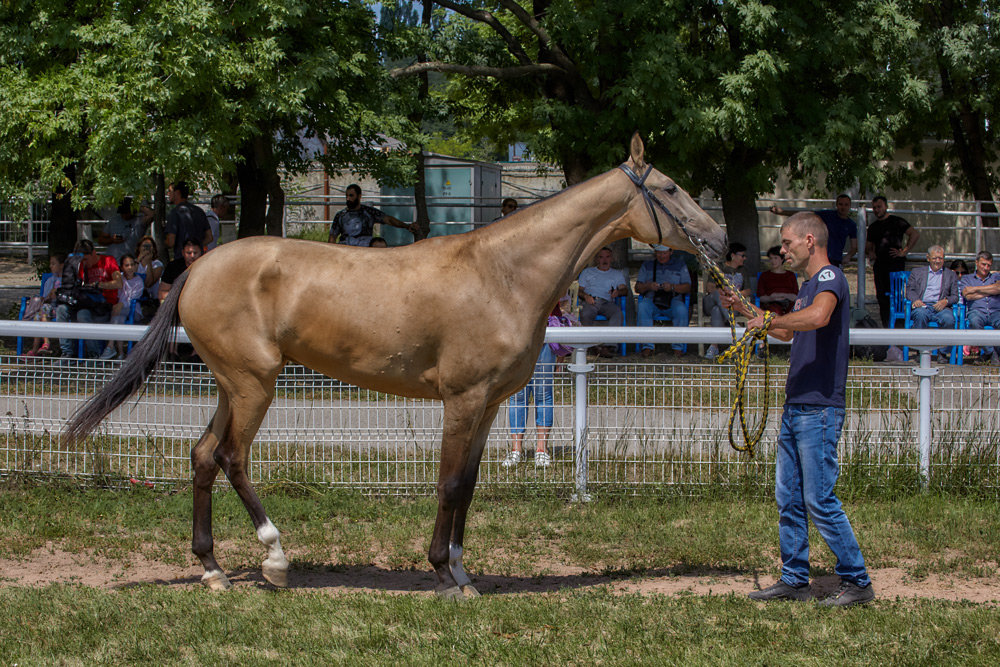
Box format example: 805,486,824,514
429,397,498,600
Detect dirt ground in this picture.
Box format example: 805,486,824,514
1,547,997,603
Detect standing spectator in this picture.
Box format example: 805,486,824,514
730,212,873,607
577,246,629,357
702,242,752,359
961,251,1000,365
99,254,145,360
55,239,122,359
96,197,148,262
327,184,417,246
757,245,799,316
204,194,229,251
770,194,858,266
635,245,691,358
165,181,213,259
866,195,920,327
20,253,65,357
501,303,569,469
905,246,958,363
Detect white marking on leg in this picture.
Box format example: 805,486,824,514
257,518,288,571
449,543,471,587
201,568,231,591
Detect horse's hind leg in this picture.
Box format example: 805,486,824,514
429,397,499,600
212,371,289,587
191,392,230,590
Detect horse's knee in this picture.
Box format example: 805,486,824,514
437,477,474,508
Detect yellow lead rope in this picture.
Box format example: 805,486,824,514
697,252,775,458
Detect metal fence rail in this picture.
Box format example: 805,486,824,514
2,322,1000,495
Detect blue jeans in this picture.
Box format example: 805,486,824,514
776,404,870,588
911,305,954,329
967,309,1000,357
637,295,688,351
508,346,555,434
56,304,110,358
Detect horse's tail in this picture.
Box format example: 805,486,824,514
63,270,192,444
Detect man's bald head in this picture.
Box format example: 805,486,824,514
782,212,828,248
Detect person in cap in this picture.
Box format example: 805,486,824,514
634,245,691,357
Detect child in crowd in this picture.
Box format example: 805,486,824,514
99,254,144,360
21,254,65,356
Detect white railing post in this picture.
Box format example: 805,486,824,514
857,206,867,312
567,345,594,502
912,348,938,489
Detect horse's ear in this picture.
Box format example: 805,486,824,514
629,132,646,169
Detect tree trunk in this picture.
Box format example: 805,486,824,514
152,171,168,263
408,0,433,242
236,141,267,238
719,147,761,276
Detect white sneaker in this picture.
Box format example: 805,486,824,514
704,344,719,360
501,450,522,467
534,451,551,467
99,346,117,360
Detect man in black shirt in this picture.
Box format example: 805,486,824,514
327,184,416,246
866,195,920,326
165,181,213,259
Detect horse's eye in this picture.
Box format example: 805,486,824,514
665,185,678,196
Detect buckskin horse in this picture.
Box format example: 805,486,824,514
64,135,727,599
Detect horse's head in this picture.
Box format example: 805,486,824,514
620,133,728,261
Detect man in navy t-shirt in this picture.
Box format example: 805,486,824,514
727,212,874,607
769,194,858,266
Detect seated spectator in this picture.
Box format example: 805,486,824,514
135,235,164,322
906,245,958,363
950,259,969,281
960,251,1000,366
20,254,65,357
96,197,149,262
55,239,122,359
635,245,691,358
702,242,751,359
98,254,145,360
369,237,388,248
578,246,628,357
160,239,204,361
757,245,799,316
158,239,203,301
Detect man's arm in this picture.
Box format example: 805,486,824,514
844,238,858,263
383,212,417,234
905,271,923,308
165,233,176,253
96,269,123,292
202,227,214,249
746,291,839,342
891,225,920,257
768,205,794,216
966,281,1000,299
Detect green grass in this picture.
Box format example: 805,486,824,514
1,586,998,664
1,485,1000,662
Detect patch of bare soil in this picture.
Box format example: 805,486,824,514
1,548,998,604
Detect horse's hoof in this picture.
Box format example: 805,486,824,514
435,585,466,601
262,562,289,588
460,584,481,598
201,569,232,591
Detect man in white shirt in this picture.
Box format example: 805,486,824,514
578,247,628,356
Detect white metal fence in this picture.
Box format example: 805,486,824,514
2,322,1000,496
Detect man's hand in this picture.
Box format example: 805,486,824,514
933,298,948,312
913,300,925,309
583,294,595,305
889,247,907,258
746,314,767,330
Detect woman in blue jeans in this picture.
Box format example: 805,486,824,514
502,343,555,468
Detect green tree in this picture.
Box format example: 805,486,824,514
395,1,920,268
895,1,1000,239
0,0,401,253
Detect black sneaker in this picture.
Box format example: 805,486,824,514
748,581,812,602
817,581,875,608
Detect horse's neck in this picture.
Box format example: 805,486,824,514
476,170,634,311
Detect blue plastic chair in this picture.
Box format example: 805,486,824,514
16,272,53,355
635,293,691,354
904,299,962,364
887,270,909,330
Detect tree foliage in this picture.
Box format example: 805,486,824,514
0,0,405,250
397,0,921,266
